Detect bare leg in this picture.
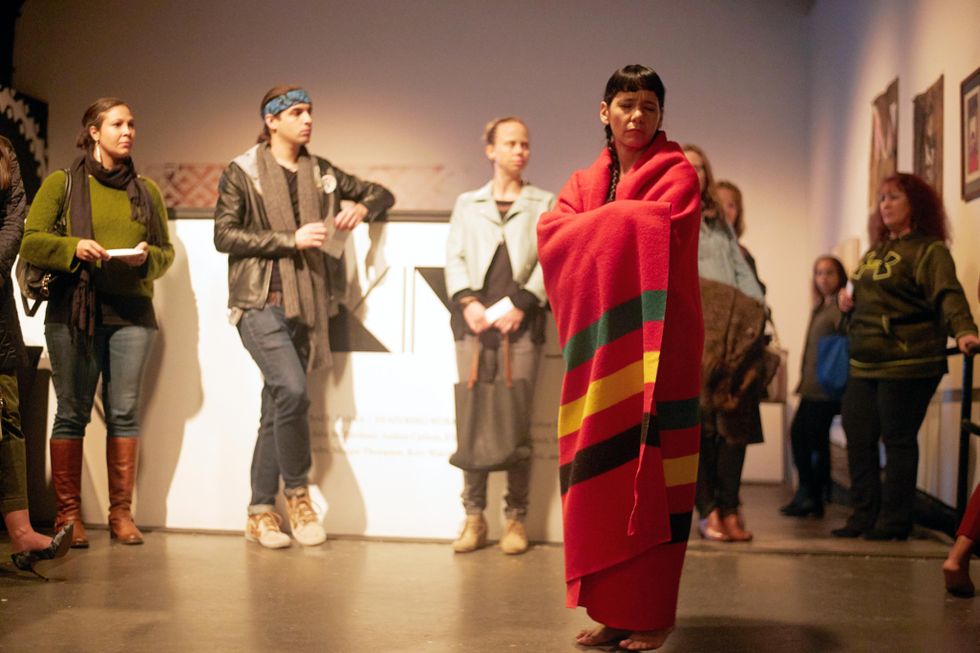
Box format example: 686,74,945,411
3,509,53,554
943,535,975,598
619,628,674,651
575,624,629,647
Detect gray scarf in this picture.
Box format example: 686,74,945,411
256,145,332,369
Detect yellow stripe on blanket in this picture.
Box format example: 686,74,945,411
663,453,699,487
558,351,660,438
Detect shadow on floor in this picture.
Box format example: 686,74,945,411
668,617,843,653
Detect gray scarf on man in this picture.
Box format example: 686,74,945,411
256,145,332,369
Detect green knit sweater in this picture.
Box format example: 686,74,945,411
21,170,173,304
848,233,977,379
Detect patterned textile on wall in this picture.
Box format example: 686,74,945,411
144,163,225,210
144,162,456,214
0,85,48,202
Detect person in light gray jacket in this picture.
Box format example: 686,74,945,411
445,117,555,556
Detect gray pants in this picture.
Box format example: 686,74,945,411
454,332,540,520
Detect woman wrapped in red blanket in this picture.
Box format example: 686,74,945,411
537,65,702,651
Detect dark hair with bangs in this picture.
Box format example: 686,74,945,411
602,65,665,202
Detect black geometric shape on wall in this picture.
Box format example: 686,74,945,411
328,304,389,353
416,267,450,311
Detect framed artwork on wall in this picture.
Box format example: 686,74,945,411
963,66,980,202
869,78,898,212
913,75,943,196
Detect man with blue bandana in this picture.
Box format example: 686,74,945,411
214,85,394,549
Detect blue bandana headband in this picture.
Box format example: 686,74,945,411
262,89,312,117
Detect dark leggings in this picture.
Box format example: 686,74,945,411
840,375,940,533
789,398,840,502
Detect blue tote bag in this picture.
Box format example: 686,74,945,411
816,332,849,399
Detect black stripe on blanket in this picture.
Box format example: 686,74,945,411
559,398,700,495
669,511,693,544
560,424,641,495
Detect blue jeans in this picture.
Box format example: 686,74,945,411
237,305,312,511
45,323,156,439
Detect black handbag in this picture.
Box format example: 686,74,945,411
450,337,532,472
15,169,70,316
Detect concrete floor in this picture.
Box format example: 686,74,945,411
1,485,978,653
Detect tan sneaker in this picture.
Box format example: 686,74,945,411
499,519,529,555
286,488,327,547
245,511,291,549
452,514,488,553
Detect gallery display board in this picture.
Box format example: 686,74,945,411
22,220,567,541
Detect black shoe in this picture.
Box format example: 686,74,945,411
10,523,73,580
781,499,824,518
831,526,865,538
862,528,909,541
779,500,801,515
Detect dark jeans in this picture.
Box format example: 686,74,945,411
454,333,539,520
840,375,941,534
45,323,155,439
789,398,840,503
0,372,27,514
237,305,313,511
695,410,747,518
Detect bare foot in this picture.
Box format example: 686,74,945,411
9,530,53,555
576,624,629,647
619,628,674,650
943,558,975,598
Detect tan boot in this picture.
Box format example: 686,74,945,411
50,439,89,548
452,514,488,553
499,519,529,555
106,437,143,545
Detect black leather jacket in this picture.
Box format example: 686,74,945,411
213,148,394,318
0,137,27,372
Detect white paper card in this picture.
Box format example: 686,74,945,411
320,220,349,259
106,248,143,257
484,297,514,324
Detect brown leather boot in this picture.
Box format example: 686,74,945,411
722,511,753,542
106,437,143,545
50,439,89,548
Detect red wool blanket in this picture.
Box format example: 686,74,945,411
537,132,703,630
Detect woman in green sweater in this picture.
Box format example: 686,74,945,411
834,173,979,540
20,97,174,547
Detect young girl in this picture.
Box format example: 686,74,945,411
781,255,846,517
